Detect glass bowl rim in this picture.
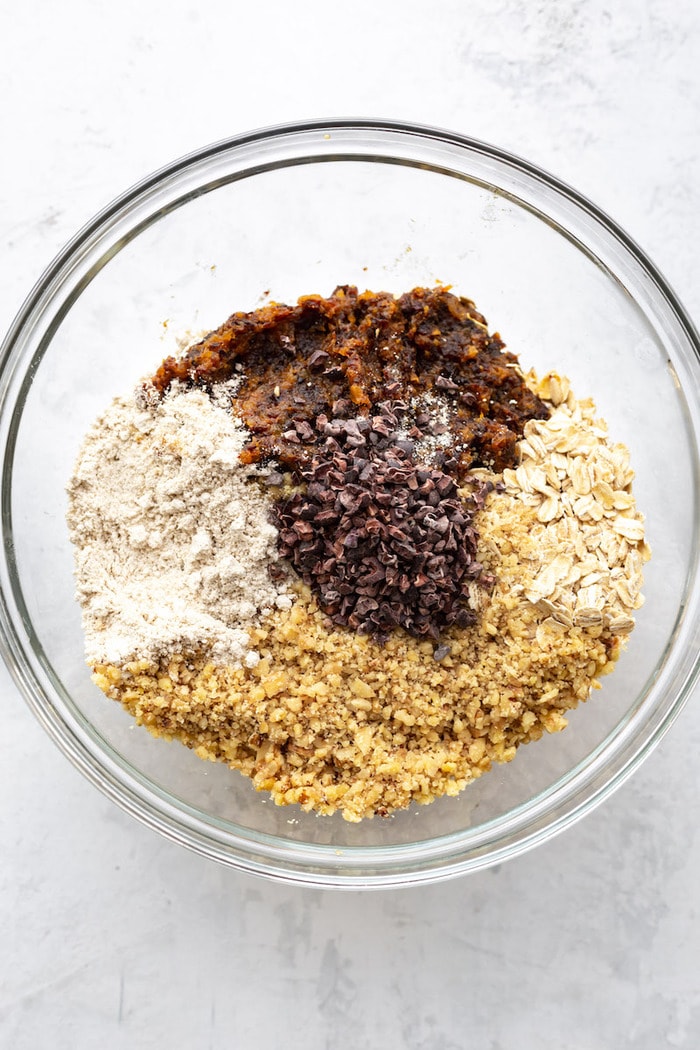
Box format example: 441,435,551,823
1,117,699,888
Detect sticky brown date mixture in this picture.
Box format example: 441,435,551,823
151,285,549,478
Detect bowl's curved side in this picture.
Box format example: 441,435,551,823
1,120,699,886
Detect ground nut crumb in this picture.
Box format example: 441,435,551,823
94,474,630,822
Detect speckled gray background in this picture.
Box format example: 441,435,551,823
1,2,699,1047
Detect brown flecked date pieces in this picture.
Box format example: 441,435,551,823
150,286,549,478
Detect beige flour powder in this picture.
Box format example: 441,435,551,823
67,383,291,668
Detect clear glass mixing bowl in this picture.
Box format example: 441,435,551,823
1,120,699,887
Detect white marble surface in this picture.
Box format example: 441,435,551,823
2,1,699,1047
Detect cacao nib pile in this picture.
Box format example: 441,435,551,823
272,401,495,642
151,287,551,644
